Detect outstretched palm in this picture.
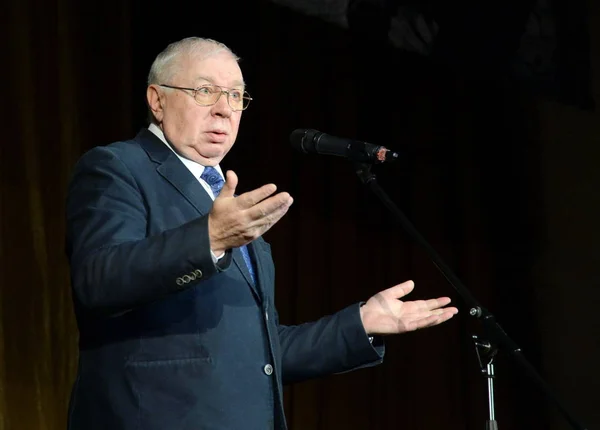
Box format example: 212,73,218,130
360,281,458,335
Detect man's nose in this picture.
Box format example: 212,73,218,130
211,92,232,117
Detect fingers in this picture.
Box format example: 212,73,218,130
236,183,279,208
248,197,293,238
232,178,293,229
247,192,293,221
218,173,290,214
410,308,458,331
417,296,452,311
381,280,415,300
210,172,294,248
429,307,458,318
381,281,454,312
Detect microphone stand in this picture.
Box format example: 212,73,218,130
352,162,588,430
473,335,499,430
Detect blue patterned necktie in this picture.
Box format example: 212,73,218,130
200,166,256,284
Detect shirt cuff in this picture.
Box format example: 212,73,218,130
210,250,225,264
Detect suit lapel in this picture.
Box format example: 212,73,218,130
137,129,262,301
156,157,214,216
138,129,213,215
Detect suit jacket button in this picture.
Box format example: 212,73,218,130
182,275,191,283
176,277,184,286
263,364,273,376
194,269,203,278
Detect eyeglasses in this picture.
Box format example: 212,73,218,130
158,84,252,111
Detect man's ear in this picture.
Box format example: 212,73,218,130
147,85,164,123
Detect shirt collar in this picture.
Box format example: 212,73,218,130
148,123,224,179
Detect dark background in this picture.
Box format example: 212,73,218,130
1,0,599,429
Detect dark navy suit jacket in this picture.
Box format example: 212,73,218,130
65,129,384,430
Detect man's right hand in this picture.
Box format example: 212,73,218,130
208,170,293,255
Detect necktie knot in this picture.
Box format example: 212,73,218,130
200,166,224,197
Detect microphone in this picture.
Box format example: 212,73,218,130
290,129,399,164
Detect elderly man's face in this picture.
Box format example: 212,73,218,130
150,51,244,166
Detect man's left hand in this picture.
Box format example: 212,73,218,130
359,280,458,335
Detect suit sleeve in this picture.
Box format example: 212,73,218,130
66,146,229,316
276,303,385,385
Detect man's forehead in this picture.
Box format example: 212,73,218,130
192,75,245,88
182,54,244,87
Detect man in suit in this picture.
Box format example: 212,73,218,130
65,36,458,430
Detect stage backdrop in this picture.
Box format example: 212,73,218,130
1,0,598,429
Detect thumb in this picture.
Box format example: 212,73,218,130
384,280,415,300
218,170,238,198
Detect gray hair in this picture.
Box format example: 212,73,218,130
146,37,240,123
148,37,239,86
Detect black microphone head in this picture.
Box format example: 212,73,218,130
290,129,320,154
290,129,398,164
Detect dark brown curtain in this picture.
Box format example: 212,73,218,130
2,0,598,429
